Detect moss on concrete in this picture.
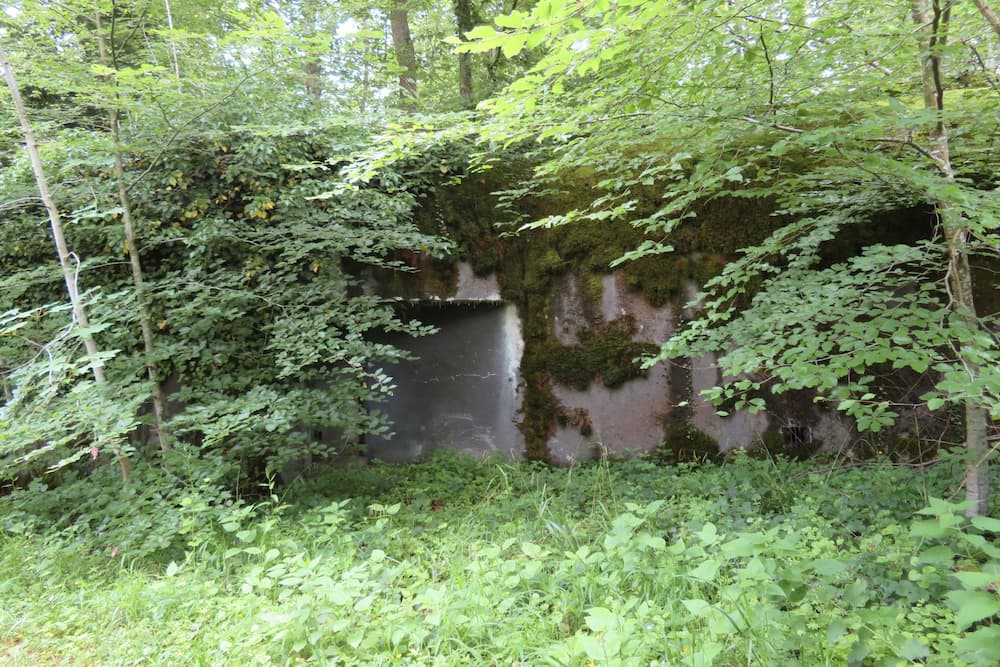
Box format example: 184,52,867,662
542,317,659,391
648,424,721,464
404,165,802,462
746,429,822,461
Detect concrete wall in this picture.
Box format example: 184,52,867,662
368,261,856,464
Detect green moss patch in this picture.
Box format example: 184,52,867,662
648,424,721,464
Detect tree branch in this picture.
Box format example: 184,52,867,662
740,115,804,133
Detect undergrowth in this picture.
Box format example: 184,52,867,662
1,450,998,666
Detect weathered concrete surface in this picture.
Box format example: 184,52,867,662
366,303,524,462
546,273,777,462
548,272,677,464
367,263,845,464
453,263,502,301
603,273,674,343
548,364,673,464
552,273,592,346
811,413,857,452
689,352,770,451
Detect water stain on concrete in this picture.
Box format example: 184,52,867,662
366,301,524,462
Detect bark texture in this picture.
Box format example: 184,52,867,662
390,0,418,107
301,0,323,103
455,0,474,105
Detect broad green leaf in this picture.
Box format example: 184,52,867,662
971,516,1000,533
584,606,617,633
946,590,1000,629
494,11,528,28
897,638,929,660
688,558,722,583
956,626,1000,664
501,33,529,58
682,599,712,618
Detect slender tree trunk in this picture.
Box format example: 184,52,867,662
972,0,1000,39
95,11,171,452
163,0,181,80
455,0,474,106
912,0,990,517
389,0,418,108
1,40,132,483
2,45,105,384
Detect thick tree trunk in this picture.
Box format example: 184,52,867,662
455,0,474,106
301,0,322,104
1,40,132,483
96,12,171,452
912,0,990,516
389,0,418,108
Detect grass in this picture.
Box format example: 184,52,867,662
0,450,998,666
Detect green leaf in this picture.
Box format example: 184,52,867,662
946,590,1000,629
957,626,1000,664
721,533,766,558
826,620,848,644
697,522,719,545
682,598,713,618
916,545,955,565
521,541,544,558
584,606,617,633
897,638,929,660
501,33,529,58
971,516,1000,533
577,634,605,661
688,558,722,583
722,166,744,182
526,29,549,50
465,25,499,40
494,11,528,28
235,529,256,543
953,570,999,591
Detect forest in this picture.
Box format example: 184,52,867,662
1,0,999,664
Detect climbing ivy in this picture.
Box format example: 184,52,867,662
0,122,452,483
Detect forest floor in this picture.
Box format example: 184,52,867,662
1,450,998,666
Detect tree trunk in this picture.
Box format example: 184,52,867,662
912,0,990,517
95,11,171,452
1,39,132,483
972,0,1000,39
389,0,418,108
455,0,474,106
163,0,181,80
301,0,323,104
